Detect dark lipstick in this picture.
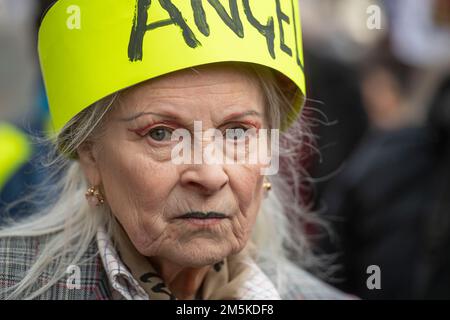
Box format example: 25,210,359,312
178,211,227,220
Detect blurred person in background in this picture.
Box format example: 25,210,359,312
315,0,450,299
319,69,450,299
0,0,51,220
319,52,435,299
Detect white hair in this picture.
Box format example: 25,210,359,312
0,63,329,299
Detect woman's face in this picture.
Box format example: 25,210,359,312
79,64,269,267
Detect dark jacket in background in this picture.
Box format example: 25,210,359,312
320,126,448,299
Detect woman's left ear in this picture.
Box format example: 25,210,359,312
77,141,102,186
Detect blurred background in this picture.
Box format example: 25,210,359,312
0,0,449,299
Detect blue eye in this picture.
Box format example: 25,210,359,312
225,127,247,140
148,127,173,142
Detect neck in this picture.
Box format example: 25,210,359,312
149,257,211,300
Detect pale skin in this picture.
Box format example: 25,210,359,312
78,64,270,299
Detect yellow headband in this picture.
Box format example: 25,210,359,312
38,0,306,132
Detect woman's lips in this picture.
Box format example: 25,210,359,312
177,211,228,219
175,211,229,227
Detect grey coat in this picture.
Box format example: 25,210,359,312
0,235,112,300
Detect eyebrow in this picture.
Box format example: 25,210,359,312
120,110,262,122
120,112,178,122
223,110,262,122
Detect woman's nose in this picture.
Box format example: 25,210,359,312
180,164,229,195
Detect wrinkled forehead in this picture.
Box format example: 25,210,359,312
114,63,266,117
125,63,261,94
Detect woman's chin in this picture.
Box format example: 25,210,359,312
161,240,238,268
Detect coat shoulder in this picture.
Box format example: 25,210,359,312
0,234,111,300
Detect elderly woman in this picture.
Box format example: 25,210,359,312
0,0,344,300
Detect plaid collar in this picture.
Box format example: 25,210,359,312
96,226,148,300
96,226,281,300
